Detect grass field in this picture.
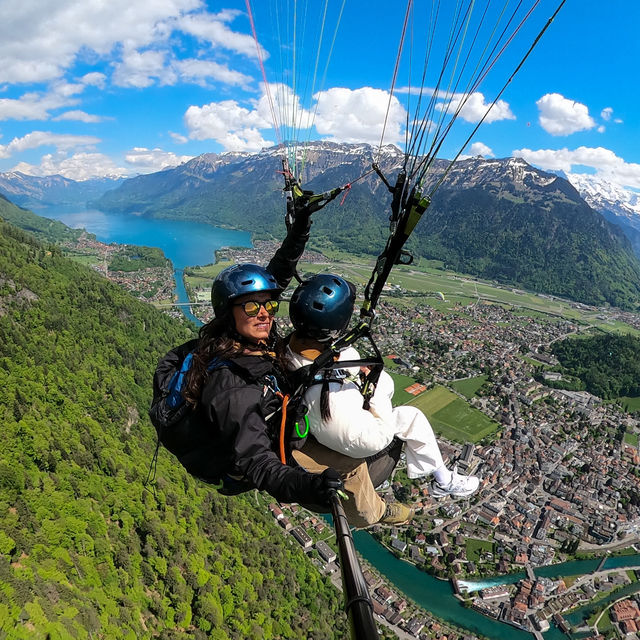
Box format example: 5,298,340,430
406,385,500,443
179,248,640,339
620,396,640,412
386,370,422,407
466,538,495,563
451,375,487,399
624,431,639,447
297,258,640,337
183,262,230,290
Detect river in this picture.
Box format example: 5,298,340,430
39,206,637,639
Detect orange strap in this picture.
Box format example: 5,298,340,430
279,393,290,464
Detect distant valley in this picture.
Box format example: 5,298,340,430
2,143,640,310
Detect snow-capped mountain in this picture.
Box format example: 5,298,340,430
567,173,640,257
2,143,640,309
567,173,640,222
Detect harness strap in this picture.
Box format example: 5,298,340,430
278,392,289,464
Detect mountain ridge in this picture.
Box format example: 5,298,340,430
2,143,640,310
92,144,640,310
0,171,123,209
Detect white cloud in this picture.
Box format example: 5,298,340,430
124,146,193,172
53,110,107,123
169,131,188,144
10,145,190,179
0,0,201,84
512,145,640,190
81,72,107,88
257,83,314,133
468,142,494,157
313,87,406,145
438,91,514,124
0,94,54,121
0,78,100,122
174,59,252,88
601,107,613,121
112,49,175,88
183,85,409,150
12,152,129,180
0,2,263,97
177,10,264,60
536,93,595,136
0,131,100,159
184,99,273,151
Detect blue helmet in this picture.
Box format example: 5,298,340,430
211,263,281,318
289,274,355,342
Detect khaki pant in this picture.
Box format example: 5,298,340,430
292,438,386,529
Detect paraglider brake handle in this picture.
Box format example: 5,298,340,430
372,162,393,193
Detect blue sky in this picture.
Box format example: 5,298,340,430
0,0,638,192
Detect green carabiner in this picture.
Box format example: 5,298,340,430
295,414,310,438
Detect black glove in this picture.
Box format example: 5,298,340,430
311,468,343,508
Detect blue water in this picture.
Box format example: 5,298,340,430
38,207,252,324
40,207,252,269
353,531,538,640
354,539,640,640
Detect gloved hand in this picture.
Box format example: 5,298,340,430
311,468,343,508
290,203,313,234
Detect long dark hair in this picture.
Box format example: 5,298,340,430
182,314,284,407
320,375,332,422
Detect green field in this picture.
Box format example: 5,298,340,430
386,370,421,406
451,375,487,399
620,396,640,412
180,249,640,339
624,431,639,447
406,385,500,443
183,262,230,290
465,538,495,563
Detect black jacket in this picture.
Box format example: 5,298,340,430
151,340,319,503
150,215,321,504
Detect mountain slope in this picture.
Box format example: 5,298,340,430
0,172,123,209
95,144,640,309
0,216,346,639
413,158,640,309
0,193,91,243
567,172,640,258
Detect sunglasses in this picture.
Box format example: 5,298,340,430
233,299,280,317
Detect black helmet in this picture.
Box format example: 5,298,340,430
211,263,281,318
289,274,355,342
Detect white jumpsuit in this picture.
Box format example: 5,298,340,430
286,345,445,479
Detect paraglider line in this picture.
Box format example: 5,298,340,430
245,0,282,147
377,0,413,163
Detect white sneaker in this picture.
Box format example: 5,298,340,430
430,466,479,499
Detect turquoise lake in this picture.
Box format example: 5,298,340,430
39,206,639,639
38,206,252,324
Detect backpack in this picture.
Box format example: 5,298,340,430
148,345,308,490
154,352,233,446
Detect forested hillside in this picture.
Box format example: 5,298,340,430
551,333,640,400
0,194,90,244
0,220,346,639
